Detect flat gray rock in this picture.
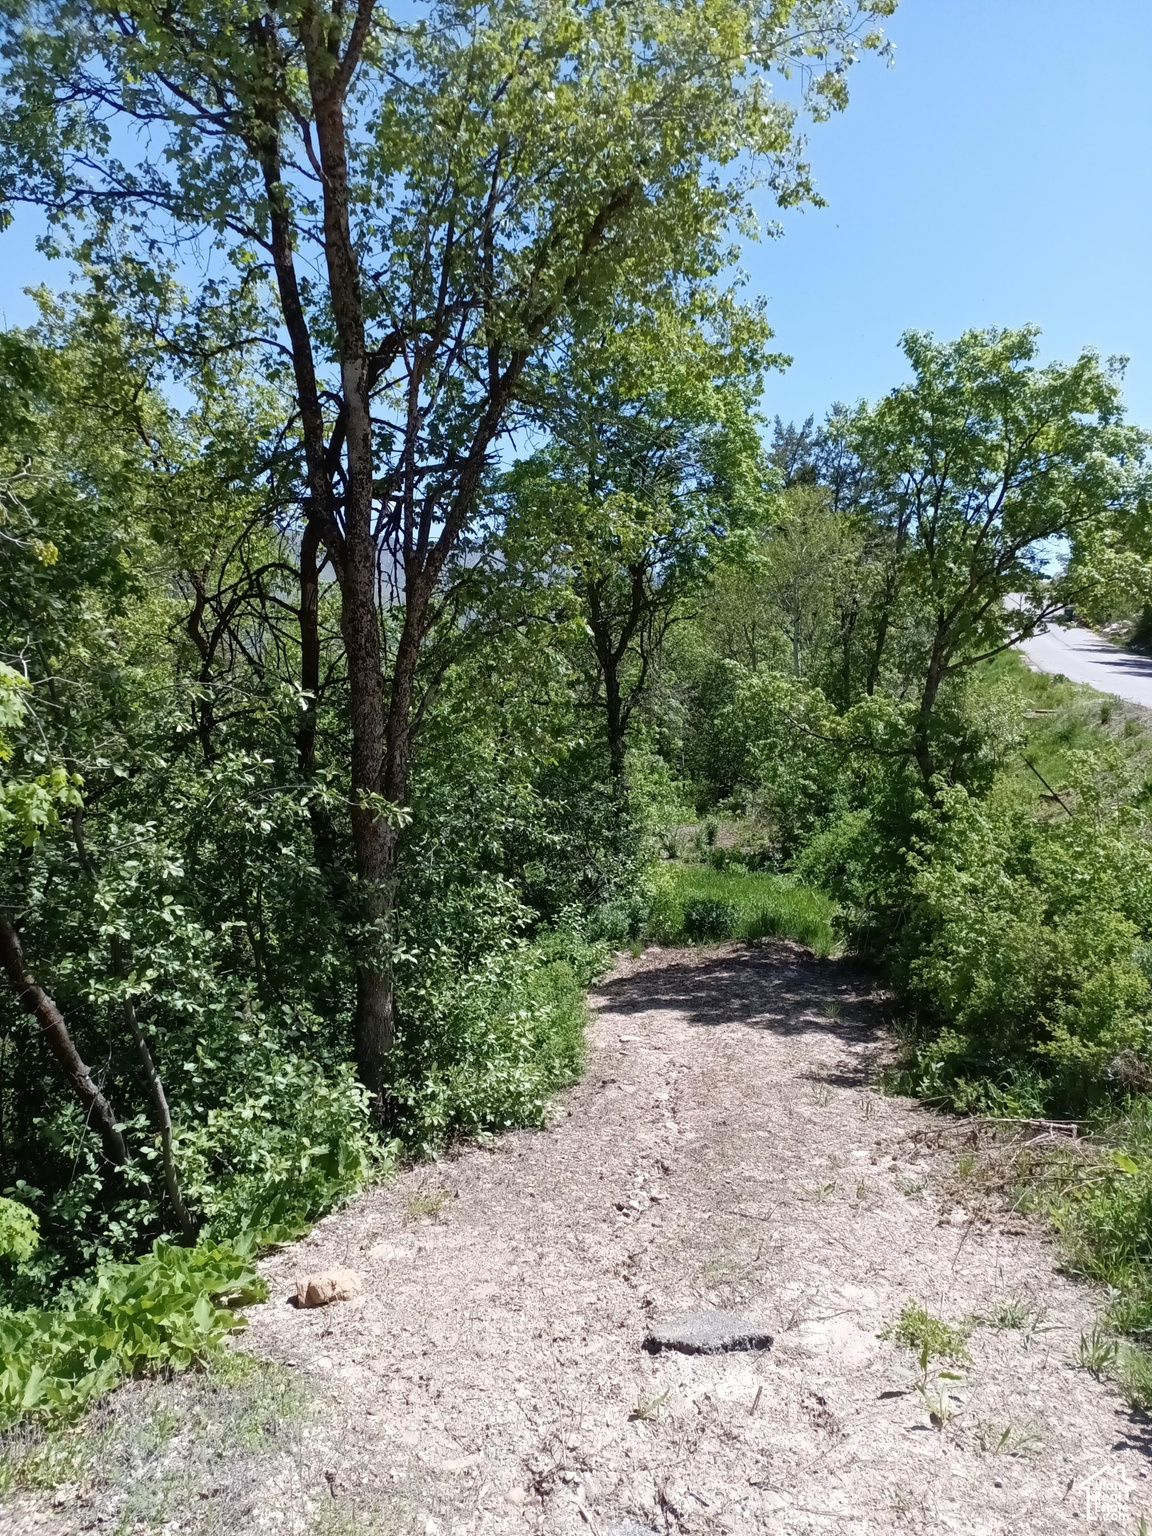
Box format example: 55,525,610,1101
601,1525,660,1536
643,1308,773,1356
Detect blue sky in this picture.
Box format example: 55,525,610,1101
2,0,1150,432
751,0,1152,428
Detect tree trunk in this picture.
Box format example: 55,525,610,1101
0,915,128,1167
865,604,890,697
124,997,196,1241
913,649,946,786
303,50,397,1112
604,656,627,783
297,517,321,778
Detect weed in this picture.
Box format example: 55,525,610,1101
956,1151,976,1179
309,1496,417,1536
0,1353,311,1525
915,1371,963,1429
824,1001,842,1020
0,1425,97,1494
896,1177,927,1200
859,1094,877,1119
881,1300,971,1363
972,1421,1044,1457
1077,1325,1120,1378
699,1233,766,1288
1115,1344,1152,1412
971,1296,1048,1334
809,1085,832,1108
629,1389,669,1423
889,1485,919,1523
404,1188,453,1223
800,1181,836,1204
855,1179,869,1201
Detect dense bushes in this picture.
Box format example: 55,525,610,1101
0,315,640,1431
387,934,597,1153
892,771,1152,1114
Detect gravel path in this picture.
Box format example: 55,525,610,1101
12,942,1151,1534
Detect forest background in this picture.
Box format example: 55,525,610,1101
3,0,1152,1429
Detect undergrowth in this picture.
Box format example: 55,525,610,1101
0,1239,264,1429
0,927,602,1440
646,863,836,956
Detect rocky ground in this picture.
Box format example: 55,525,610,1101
4,941,1149,1535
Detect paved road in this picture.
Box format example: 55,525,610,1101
1020,622,1152,708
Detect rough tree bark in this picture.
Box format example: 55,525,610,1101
304,14,397,1108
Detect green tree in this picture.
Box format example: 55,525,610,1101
848,327,1148,783
758,482,863,680
0,0,895,1107
503,298,772,783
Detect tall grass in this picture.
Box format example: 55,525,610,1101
646,864,836,956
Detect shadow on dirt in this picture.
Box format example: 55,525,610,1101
595,943,887,1065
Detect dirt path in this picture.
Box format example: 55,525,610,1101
14,943,1152,1534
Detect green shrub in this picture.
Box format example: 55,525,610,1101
386,932,597,1151
179,1057,375,1246
1047,1103,1152,1337
586,896,649,946
682,896,740,941
0,1238,264,1428
0,1201,38,1264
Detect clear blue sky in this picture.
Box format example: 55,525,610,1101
2,0,1150,431
751,0,1152,428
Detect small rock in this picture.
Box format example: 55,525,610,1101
602,1525,660,1536
294,1268,362,1307
644,1309,773,1356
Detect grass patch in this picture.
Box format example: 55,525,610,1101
987,649,1152,812
647,863,836,956
970,1296,1048,1335
880,1299,971,1363
0,1352,312,1529
403,1187,453,1223
1047,1101,1152,1337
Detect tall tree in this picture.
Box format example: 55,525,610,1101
0,0,894,1107
504,298,771,782
849,327,1149,783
